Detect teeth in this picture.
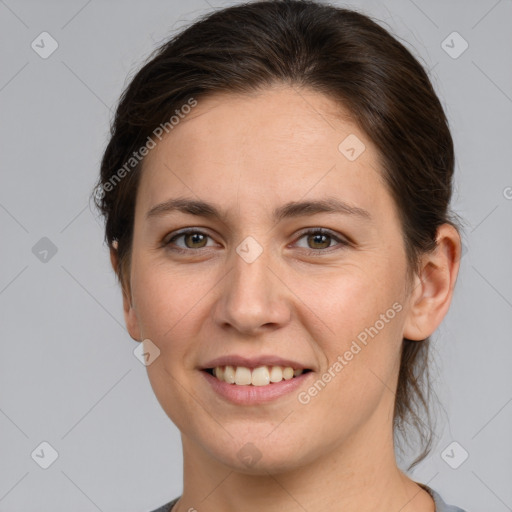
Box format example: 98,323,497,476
224,365,236,384
269,366,283,382
214,367,224,380
251,366,270,386
235,366,252,385
210,365,306,385
282,367,294,380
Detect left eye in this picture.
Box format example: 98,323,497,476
294,229,347,252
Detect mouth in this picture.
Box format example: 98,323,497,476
203,365,313,386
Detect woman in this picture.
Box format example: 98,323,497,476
93,1,466,511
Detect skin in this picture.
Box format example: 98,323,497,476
110,84,460,512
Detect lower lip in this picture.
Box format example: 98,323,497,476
201,370,313,405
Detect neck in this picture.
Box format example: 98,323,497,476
174,414,434,512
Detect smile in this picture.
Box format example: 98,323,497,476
201,365,314,405
205,365,312,386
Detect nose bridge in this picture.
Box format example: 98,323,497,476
215,236,290,333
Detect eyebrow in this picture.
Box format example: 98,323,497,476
146,196,372,222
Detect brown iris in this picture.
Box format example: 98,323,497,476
307,233,331,250
183,232,208,249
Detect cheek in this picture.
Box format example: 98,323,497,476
130,255,212,340
130,261,212,428
294,273,405,444
290,254,407,403
292,258,406,344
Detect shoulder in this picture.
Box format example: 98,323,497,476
147,490,469,512
421,484,468,512
147,496,180,512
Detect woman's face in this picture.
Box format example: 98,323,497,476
122,85,420,472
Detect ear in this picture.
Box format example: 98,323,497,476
403,224,461,341
110,245,142,343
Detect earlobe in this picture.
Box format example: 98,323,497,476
109,242,119,274
122,291,142,343
110,245,141,342
402,224,461,341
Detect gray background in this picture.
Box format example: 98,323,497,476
1,0,511,510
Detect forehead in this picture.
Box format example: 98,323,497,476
138,85,390,220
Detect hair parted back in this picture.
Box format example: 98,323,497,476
92,0,459,469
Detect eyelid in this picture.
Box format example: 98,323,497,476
291,227,349,253
163,228,219,249
162,227,349,253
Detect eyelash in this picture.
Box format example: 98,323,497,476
163,228,348,256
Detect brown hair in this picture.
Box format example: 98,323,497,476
92,0,459,469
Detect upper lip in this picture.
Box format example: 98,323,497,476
201,355,312,370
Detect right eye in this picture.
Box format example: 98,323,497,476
164,229,217,251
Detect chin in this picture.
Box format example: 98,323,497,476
199,430,315,475
221,449,308,475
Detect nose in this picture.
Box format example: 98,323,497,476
213,244,291,335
